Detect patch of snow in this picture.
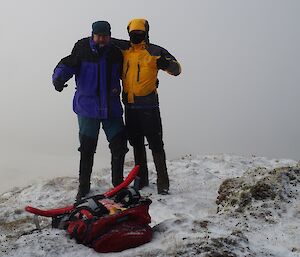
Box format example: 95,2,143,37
0,154,299,256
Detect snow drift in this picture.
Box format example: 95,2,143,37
0,154,299,257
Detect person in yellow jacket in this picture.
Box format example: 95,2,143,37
112,18,181,194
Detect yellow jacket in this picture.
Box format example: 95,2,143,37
112,19,181,105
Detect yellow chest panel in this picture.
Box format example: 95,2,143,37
122,48,159,103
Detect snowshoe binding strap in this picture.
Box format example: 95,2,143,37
69,198,109,221
114,187,141,207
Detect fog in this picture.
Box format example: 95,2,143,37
1,0,299,193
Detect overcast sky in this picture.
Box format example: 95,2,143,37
0,0,299,191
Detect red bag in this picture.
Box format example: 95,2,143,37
92,222,152,253
63,189,152,252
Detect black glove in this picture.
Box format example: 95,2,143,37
53,79,68,92
156,53,170,70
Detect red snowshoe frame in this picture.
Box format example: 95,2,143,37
25,165,140,217
25,165,153,253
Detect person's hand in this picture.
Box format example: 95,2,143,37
53,79,68,92
156,53,170,70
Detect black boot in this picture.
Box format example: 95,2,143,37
76,134,98,200
133,145,149,189
111,154,125,187
152,150,169,194
76,152,94,200
109,130,128,187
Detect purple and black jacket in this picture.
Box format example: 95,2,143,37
52,37,123,119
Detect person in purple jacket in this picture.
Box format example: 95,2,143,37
52,21,128,200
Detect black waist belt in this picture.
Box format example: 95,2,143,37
125,104,159,109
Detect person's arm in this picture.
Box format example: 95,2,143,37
156,47,181,76
113,45,124,79
52,42,81,92
111,37,130,51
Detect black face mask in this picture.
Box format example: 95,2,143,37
129,32,146,44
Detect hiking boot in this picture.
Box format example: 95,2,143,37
152,150,169,194
76,183,90,201
134,145,149,189
158,189,169,195
76,152,94,200
109,130,128,187
111,154,125,187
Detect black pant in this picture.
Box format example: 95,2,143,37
125,107,169,192
125,107,164,153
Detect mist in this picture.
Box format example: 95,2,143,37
1,0,299,193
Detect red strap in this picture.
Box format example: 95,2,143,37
25,205,73,217
104,165,140,197
25,165,140,217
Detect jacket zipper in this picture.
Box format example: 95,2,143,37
97,62,101,109
125,61,129,78
137,63,140,82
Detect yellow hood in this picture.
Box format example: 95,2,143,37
127,18,149,33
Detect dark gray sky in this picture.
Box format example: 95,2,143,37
0,0,299,192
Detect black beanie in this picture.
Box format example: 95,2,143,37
92,21,111,35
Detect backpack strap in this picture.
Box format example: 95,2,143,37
70,197,109,220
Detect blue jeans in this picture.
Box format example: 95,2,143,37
77,115,125,154
78,115,125,142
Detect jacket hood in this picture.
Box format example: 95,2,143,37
127,18,149,33
127,18,150,44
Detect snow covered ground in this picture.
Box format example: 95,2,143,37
0,154,299,257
